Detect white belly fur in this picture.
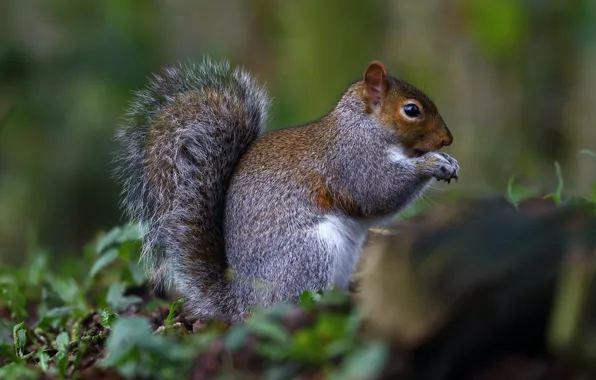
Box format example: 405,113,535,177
315,215,368,288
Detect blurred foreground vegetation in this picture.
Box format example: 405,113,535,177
0,164,595,379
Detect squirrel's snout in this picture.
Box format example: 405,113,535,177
441,128,453,147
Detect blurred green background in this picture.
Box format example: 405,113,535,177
1,0,595,265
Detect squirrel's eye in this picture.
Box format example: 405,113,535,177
403,103,421,118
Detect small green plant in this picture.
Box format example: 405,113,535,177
165,298,184,327
543,161,565,206
508,155,596,212
506,175,539,208
0,224,148,378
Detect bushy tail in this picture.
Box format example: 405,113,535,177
113,58,270,318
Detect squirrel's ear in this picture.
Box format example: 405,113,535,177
363,61,388,110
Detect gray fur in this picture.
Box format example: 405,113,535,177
114,58,458,322
224,87,459,317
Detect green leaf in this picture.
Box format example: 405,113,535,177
333,341,390,380
165,298,184,327
344,309,363,336
55,332,70,377
48,277,87,309
0,342,13,362
325,313,364,358
127,262,146,285
314,313,349,343
299,290,321,308
544,161,566,206
56,331,69,353
12,322,26,359
117,223,143,243
36,307,73,330
287,329,324,362
246,319,290,345
224,325,250,351
96,224,141,255
96,227,124,254
89,248,119,278
106,283,143,312
38,351,50,371
0,284,28,320
26,254,48,286
506,175,538,208
0,362,39,380
101,316,196,378
101,316,155,366
100,308,118,329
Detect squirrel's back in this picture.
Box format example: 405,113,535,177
114,58,269,319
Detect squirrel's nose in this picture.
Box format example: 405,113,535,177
441,129,453,147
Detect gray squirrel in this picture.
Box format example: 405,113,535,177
114,57,459,322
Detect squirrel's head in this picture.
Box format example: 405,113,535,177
361,61,453,157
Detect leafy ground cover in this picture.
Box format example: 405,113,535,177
1,157,596,380
0,222,394,379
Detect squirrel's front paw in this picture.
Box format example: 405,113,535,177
423,152,459,183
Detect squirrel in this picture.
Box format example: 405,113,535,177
114,57,459,322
